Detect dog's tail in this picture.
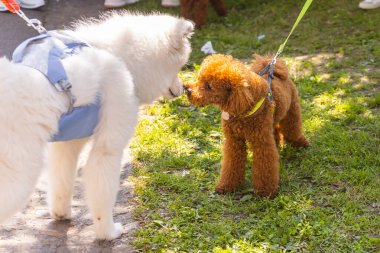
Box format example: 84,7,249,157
251,54,289,80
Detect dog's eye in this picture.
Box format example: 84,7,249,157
205,83,212,90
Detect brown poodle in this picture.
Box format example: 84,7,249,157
180,0,227,28
185,54,309,197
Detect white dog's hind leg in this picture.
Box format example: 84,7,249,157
82,106,137,240
47,138,87,220
81,62,138,240
83,123,137,240
82,147,125,240
0,150,44,223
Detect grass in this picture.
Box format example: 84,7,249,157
124,0,379,252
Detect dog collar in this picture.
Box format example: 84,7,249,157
222,97,265,121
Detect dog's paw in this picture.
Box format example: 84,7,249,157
48,193,73,220
50,207,72,221
255,186,278,198
256,190,278,198
215,183,238,194
290,136,310,148
96,222,123,240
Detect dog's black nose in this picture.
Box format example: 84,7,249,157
183,85,192,95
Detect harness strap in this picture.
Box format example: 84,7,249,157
46,42,87,112
259,62,275,101
12,33,49,62
12,31,89,113
50,97,101,142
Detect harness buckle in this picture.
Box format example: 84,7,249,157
56,79,72,92
55,79,76,113
259,62,275,101
65,89,76,113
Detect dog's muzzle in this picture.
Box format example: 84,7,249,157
184,85,192,96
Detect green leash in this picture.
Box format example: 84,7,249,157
259,0,314,101
275,0,314,59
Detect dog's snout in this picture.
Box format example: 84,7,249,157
183,85,192,95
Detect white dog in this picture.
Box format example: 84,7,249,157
0,11,193,240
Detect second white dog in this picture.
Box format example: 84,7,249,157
0,11,193,240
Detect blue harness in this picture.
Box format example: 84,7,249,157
12,30,101,142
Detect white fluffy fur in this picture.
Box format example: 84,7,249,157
0,12,193,240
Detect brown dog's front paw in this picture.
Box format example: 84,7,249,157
291,136,310,148
215,182,238,194
255,186,278,198
256,190,278,198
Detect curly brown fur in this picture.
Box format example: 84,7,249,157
185,54,309,197
180,0,227,28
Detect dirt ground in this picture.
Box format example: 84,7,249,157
0,1,140,252
0,147,139,253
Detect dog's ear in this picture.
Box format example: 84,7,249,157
223,82,255,114
170,19,194,52
182,19,195,39
222,73,268,115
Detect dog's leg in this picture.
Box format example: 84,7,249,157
83,119,137,240
279,96,309,148
274,123,283,146
47,139,87,220
83,114,136,240
0,146,44,223
180,0,209,28
210,0,228,16
216,136,247,193
83,145,125,240
249,126,280,197
82,73,138,240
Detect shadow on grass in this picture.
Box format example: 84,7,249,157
130,49,379,251
126,0,379,250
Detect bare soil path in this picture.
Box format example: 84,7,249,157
0,149,138,253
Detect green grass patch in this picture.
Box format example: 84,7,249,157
125,0,379,252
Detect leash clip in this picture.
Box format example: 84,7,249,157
14,9,47,34
56,79,76,113
27,18,47,34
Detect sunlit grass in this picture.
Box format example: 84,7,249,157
123,0,379,252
